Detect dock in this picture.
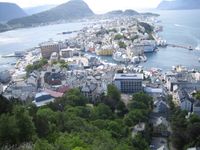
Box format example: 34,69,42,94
167,43,200,51
152,33,200,51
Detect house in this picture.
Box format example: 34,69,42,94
33,92,55,107
44,72,65,85
80,82,98,102
166,77,178,92
193,100,200,116
154,97,169,113
153,117,170,137
132,123,145,138
175,89,193,112
27,71,40,88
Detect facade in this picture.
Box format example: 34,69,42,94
60,48,74,58
175,89,193,112
154,98,169,113
114,73,143,93
40,41,61,59
33,92,55,107
80,82,98,102
193,101,200,116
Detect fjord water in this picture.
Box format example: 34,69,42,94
0,22,86,71
0,10,200,71
142,9,200,70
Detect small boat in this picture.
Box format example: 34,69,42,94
189,46,193,50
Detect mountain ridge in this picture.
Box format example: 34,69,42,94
0,2,27,22
8,0,94,27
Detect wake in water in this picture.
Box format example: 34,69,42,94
174,24,185,27
195,44,200,50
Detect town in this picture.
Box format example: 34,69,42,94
0,15,200,150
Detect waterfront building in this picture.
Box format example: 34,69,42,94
133,40,156,53
40,41,61,59
113,73,143,93
95,45,114,56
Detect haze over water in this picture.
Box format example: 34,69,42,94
0,9,200,71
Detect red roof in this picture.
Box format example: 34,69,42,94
57,85,70,93
44,89,63,98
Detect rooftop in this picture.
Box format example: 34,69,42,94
114,73,143,80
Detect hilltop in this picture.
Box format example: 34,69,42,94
8,0,94,27
0,2,27,22
106,9,139,16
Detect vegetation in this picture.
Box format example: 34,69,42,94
114,34,124,40
138,22,154,34
25,58,48,75
118,41,127,49
193,91,200,100
0,86,154,149
52,60,68,69
165,95,200,149
170,109,200,149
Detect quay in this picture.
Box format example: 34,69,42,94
167,43,199,51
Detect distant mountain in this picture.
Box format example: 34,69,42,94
106,9,139,16
8,0,94,27
0,2,27,22
157,0,200,10
24,5,57,15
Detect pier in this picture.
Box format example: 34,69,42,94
152,34,200,51
167,43,199,51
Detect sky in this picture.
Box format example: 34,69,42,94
0,0,162,13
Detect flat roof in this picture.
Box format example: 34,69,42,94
114,73,143,80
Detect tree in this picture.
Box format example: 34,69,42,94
132,134,149,150
116,101,128,117
107,84,121,102
35,108,57,138
118,41,127,49
13,106,35,143
34,139,54,150
124,109,147,127
0,114,19,146
129,92,153,111
0,95,12,115
65,89,88,106
94,103,113,120
55,134,89,150
114,34,124,40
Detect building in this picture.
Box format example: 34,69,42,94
50,52,59,63
33,92,55,107
154,98,169,113
113,73,143,93
40,41,61,59
60,48,74,58
193,100,200,116
175,89,193,112
80,82,98,102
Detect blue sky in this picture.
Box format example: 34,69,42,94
0,0,162,13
